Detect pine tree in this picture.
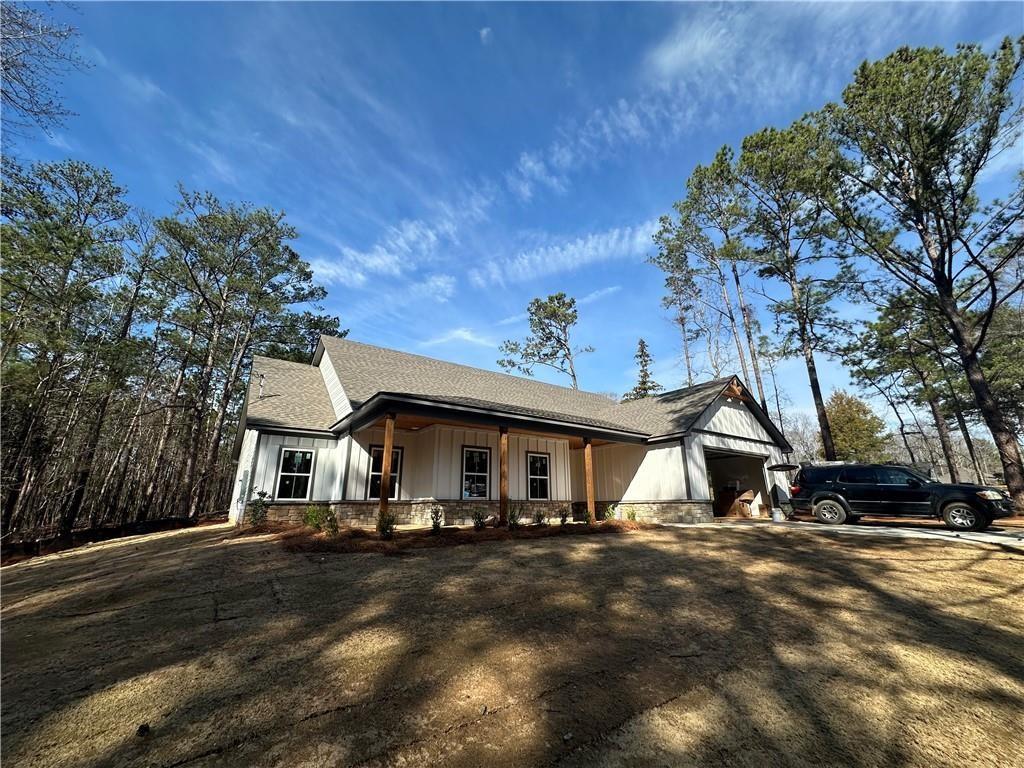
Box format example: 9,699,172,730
622,339,664,402
826,391,891,463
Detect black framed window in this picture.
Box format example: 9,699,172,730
462,447,490,499
839,466,876,484
876,467,916,485
368,446,402,500
527,452,550,500
277,448,314,500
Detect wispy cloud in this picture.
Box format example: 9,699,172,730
119,71,167,103
420,326,495,348
496,312,528,327
579,285,622,305
469,219,657,287
409,274,457,302
311,187,492,288
182,140,237,185
479,27,493,46
44,133,73,152
506,151,566,202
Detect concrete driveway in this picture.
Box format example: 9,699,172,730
693,517,1024,548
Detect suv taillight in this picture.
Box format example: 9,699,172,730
790,484,801,496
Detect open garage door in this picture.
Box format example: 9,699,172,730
705,448,771,518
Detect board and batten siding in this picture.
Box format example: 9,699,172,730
429,426,572,501
249,433,345,502
693,398,772,441
319,349,352,420
345,426,433,500
685,398,791,503
342,424,572,501
570,443,686,501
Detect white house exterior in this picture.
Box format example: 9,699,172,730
230,336,793,527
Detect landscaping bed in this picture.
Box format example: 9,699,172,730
249,519,657,556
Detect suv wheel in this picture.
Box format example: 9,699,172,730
942,503,989,532
813,499,847,525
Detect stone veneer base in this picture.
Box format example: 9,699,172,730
572,500,714,525
263,500,574,528
262,499,713,528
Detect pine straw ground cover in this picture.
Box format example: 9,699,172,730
2,523,1022,768
259,519,657,555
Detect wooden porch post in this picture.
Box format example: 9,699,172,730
584,437,596,525
499,426,509,526
378,413,396,521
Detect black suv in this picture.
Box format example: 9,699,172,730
789,463,1015,531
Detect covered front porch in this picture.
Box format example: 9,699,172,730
347,406,619,528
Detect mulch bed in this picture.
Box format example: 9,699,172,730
243,519,657,556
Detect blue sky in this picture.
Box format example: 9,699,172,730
23,1,1023,416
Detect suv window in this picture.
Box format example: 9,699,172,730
839,466,877,484
876,467,917,485
797,467,839,485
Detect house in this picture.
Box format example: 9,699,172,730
229,336,793,527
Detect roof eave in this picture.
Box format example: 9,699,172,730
332,392,649,443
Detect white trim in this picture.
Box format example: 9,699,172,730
367,444,403,501
275,446,317,501
462,446,490,499
526,451,550,500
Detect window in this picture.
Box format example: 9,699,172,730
277,448,314,500
462,447,490,499
797,466,840,485
368,445,402,500
876,466,921,485
527,452,550,500
838,466,876,485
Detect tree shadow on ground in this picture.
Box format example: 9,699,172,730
2,524,1022,767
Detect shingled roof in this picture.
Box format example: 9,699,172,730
245,355,337,431
318,336,629,424
244,335,783,445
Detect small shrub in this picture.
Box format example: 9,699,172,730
559,505,570,526
430,504,443,535
533,507,547,526
323,511,339,536
603,504,618,522
304,504,331,531
472,507,488,531
626,507,637,522
377,510,396,540
246,490,271,526
507,502,521,531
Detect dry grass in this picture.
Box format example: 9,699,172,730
2,523,1022,768
267,519,654,555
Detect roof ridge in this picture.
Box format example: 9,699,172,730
321,334,618,403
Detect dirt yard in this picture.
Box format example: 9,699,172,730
2,523,1022,767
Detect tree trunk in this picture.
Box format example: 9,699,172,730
730,262,767,409
938,293,1024,509
788,277,835,460
925,395,959,484
141,331,195,520
717,277,750,385
951,406,985,485
192,321,253,518
677,308,694,387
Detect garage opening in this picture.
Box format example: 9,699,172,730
705,449,770,518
